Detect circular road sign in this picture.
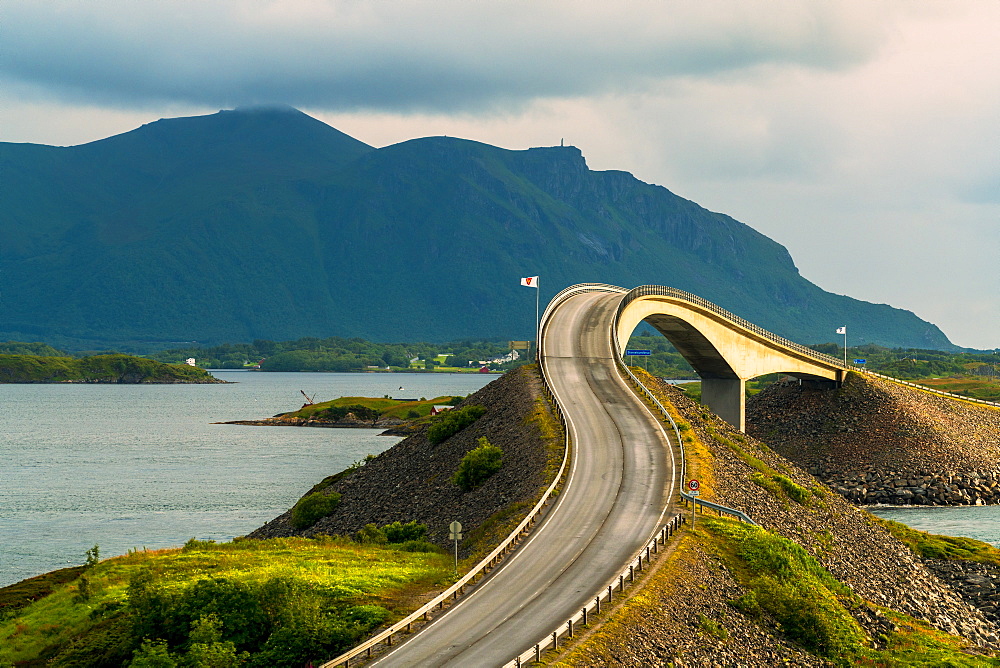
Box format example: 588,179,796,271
687,479,700,491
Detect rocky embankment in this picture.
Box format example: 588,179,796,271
560,376,998,666
926,560,1000,626
249,366,561,554
747,371,1000,506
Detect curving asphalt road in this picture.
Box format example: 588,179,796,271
371,291,677,667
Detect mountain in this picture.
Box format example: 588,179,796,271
0,107,956,351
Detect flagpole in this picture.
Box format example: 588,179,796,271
534,280,540,361
843,328,847,366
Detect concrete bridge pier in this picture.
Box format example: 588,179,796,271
701,378,746,433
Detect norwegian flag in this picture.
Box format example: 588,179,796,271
520,276,538,288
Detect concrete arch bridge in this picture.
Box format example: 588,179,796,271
542,284,848,431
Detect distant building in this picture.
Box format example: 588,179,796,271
477,350,520,366
430,405,454,415
185,358,196,366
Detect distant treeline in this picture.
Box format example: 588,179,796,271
145,337,523,372
806,342,1000,380
3,337,996,380
0,352,220,384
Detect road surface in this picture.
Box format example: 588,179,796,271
372,290,676,667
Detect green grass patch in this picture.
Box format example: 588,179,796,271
707,518,867,659
772,475,812,505
286,395,463,421
875,517,1000,566
677,381,702,403
697,613,729,640
750,472,785,499
0,537,451,668
705,518,1000,666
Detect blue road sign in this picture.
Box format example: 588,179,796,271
854,359,867,364
625,349,651,356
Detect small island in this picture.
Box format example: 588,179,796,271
0,353,224,384
219,394,464,433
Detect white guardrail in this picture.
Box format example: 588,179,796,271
857,368,1000,408
320,372,573,666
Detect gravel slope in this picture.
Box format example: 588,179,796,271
248,366,560,555
747,371,1000,505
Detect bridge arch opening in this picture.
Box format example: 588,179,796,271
615,293,844,431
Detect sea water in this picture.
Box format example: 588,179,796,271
0,371,498,587
3,371,996,588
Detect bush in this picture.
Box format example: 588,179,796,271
354,524,387,544
453,437,503,491
382,521,427,544
290,492,342,530
427,405,486,444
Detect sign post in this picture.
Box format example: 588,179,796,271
625,349,651,372
687,479,701,528
449,521,463,575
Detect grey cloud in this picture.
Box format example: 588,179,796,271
3,1,883,112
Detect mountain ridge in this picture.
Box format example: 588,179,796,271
0,107,957,351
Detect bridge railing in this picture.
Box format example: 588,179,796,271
855,367,1000,409
320,351,573,667
610,300,759,526
501,513,686,668
537,283,628,364
616,285,846,370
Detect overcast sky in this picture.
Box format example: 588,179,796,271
3,1,998,349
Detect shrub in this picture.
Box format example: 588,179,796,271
382,521,427,544
290,492,342,530
453,437,503,491
354,524,387,544
427,405,486,444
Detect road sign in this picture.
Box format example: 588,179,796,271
449,521,463,574
853,359,867,364
689,490,700,496
687,479,700,491
625,349,651,356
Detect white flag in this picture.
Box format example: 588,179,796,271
836,326,846,335
520,276,539,288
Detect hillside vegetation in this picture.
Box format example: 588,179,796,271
0,537,450,668
0,107,954,350
250,366,564,560
0,354,222,383
0,366,562,667
557,371,998,666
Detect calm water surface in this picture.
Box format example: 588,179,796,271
0,371,497,587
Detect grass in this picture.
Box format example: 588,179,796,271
706,518,1000,666
874,517,1000,565
0,537,452,667
910,377,1000,403
284,395,462,421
